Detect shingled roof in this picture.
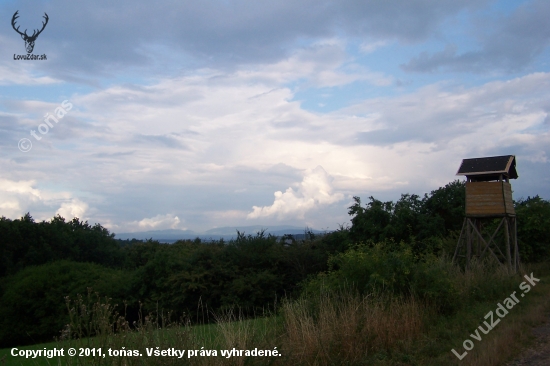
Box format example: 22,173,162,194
456,155,518,182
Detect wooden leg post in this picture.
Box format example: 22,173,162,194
513,217,519,272
466,218,471,270
453,218,467,264
504,217,512,271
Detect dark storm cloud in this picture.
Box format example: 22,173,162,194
1,0,487,79
402,0,550,73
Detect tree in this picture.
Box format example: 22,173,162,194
348,196,393,243
515,196,550,262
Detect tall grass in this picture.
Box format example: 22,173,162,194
57,291,283,366
3,257,549,366
57,290,423,366
281,291,423,365
61,289,193,365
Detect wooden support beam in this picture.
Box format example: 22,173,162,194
452,218,467,263
454,214,519,273
479,218,506,260
469,218,502,263
504,217,512,270
513,217,519,272
466,218,471,269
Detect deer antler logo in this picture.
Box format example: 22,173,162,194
12,10,49,54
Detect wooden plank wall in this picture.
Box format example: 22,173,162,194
466,182,515,216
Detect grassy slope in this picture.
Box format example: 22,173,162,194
1,263,549,366
394,262,550,366
0,315,282,366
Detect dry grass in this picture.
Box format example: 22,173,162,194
464,305,547,366
213,309,280,366
459,265,550,366
280,292,423,365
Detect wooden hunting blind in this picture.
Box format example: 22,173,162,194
453,155,519,272
457,155,517,216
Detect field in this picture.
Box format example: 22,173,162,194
2,261,549,366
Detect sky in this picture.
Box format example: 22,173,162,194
1,0,549,234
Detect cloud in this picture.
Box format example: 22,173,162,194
132,134,189,149
129,214,184,231
247,166,344,220
345,72,550,148
0,179,41,218
360,40,389,54
2,54,549,232
106,214,185,233
402,0,550,73
56,198,89,220
0,0,489,80
0,65,59,86
0,178,90,221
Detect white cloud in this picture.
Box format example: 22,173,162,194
123,214,184,232
56,199,89,220
0,64,60,86
0,178,89,221
360,40,388,53
2,58,549,232
0,179,41,219
1,0,550,238
247,166,344,220
0,178,42,198
249,41,394,88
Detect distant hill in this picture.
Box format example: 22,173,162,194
204,225,321,236
114,225,324,243
114,229,198,242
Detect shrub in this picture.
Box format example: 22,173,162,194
347,180,466,246
0,214,124,277
302,241,459,314
0,260,132,347
515,196,550,262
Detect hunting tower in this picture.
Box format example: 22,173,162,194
453,155,519,272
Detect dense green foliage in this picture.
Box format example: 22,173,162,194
0,225,343,347
127,230,339,318
515,195,550,262
302,241,460,314
0,261,131,347
0,180,548,350
0,214,123,277
348,180,465,251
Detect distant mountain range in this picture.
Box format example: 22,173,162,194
114,225,324,243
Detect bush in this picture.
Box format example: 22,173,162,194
302,241,460,314
347,180,466,246
0,260,132,347
0,214,124,277
515,196,550,262
410,257,459,314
